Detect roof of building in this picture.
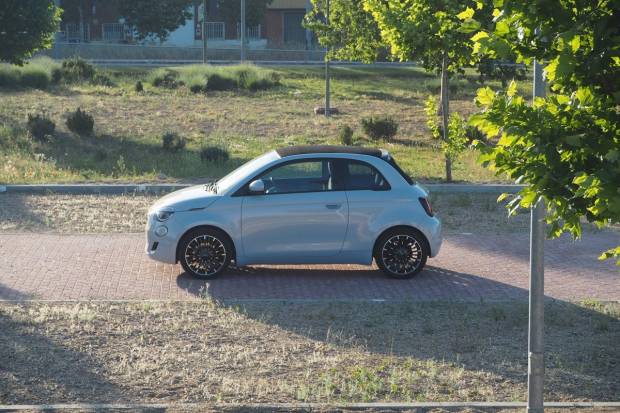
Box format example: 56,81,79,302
276,145,385,158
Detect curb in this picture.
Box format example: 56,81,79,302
0,401,618,412
0,183,524,195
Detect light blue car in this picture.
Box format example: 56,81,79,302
146,146,442,279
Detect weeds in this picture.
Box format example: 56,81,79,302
66,108,94,136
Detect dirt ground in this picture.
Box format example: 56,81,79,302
1,301,618,406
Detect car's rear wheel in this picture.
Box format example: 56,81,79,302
375,228,428,279
179,228,232,279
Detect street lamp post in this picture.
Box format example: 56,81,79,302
527,51,547,413
202,0,207,64
324,0,331,117
240,0,246,62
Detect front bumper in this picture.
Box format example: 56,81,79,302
427,217,442,258
145,214,178,264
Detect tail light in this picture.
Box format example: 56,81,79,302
419,197,433,217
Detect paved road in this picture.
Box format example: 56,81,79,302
0,232,617,302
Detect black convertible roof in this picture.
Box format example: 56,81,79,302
276,145,385,158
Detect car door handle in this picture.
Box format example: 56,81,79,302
325,203,342,209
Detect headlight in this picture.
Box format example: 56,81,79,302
155,207,175,222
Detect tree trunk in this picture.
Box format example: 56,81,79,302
440,53,452,182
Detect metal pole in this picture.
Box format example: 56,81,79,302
202,0,208,64
240,0,246,62
324,0,331,117
527,51,546,413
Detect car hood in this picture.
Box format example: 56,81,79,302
149,185,220,213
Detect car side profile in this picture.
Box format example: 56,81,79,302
146,145,442,279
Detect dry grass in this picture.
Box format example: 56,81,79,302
0,192,532,234
0,66,507,184
0,300,618,405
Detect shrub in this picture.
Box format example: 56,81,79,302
200,145,230,162
151,69,182,88
91,73,114,87
66,108,94,136
361,116,398,141
339,125,354,146
60,57,95,82
205,73,236,91
27,114,55,141
20,69,50,89
189,83,205,94
135,80,144,92
51,67,62,84
161,132,186,151
0,66,20,88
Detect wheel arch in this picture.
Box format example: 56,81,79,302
372,225,431,259
176,225,237,263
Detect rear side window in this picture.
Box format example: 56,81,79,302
340,160,390,191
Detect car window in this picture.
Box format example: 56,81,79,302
342,160,390,191
258,160,332,194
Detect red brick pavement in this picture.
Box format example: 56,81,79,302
0,232,617,301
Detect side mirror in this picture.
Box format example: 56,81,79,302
248,179,265,193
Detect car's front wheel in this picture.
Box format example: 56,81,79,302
178,228,232,279
375,228,428,279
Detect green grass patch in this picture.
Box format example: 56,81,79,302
0,57,60,90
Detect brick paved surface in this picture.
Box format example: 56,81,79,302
0,232,617,301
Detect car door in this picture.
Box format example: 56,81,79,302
241,159,348,263
337,159,392,255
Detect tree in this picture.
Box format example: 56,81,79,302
304,0,385,63
0,0,61,65
306,0,491,182
217,0,273,28
464,1,620,262
114,0,193,42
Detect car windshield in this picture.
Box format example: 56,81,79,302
214,151,279,193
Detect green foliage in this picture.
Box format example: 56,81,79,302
466,1,620,262
217,0,273,28
200,145,230,163
205,73,236,91
27,114,55,141
150,69,182,89
361,116,398,141
477,59,527,87
161,132,186,152
339,125,354,146
425,95,469,162
0,0,61,65
113,0,193,42
60,57,96,82
134,80,144,93
304,0,385,62
66,108,94,136
363,0,479,74
0,57,59,89
177,64,280,92
91,73,114,87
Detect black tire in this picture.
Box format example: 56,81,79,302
374,227,428,279
178,227,232,279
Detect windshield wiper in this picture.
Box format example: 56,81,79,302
205,181,218,194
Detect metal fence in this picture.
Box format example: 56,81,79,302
47,42,327,63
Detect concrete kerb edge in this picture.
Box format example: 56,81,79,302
0,183,525,195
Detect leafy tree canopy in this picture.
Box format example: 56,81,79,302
303,0,384,62
217,0,273,28
463,0,620,262
114,0,193,42
0,0,61,65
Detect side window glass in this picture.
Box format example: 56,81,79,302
258,160,330,194
344,161,390,191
